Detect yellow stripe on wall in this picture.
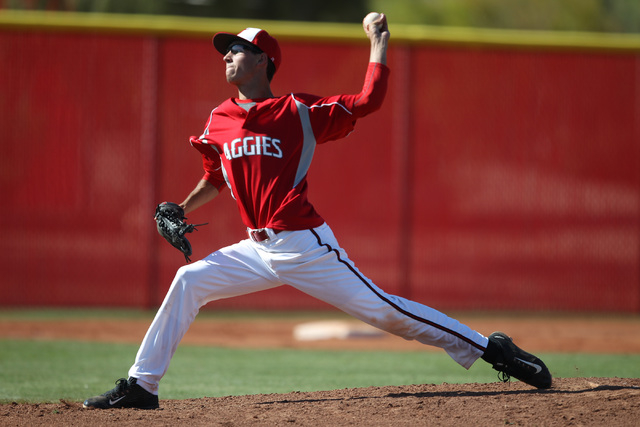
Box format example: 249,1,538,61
1,10,639,52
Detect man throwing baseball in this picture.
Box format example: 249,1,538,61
83,13,551,410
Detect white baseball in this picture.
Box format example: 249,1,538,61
362,12,382,32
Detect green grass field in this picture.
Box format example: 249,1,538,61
1,310,639,404
2,339,640,404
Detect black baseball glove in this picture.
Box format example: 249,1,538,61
154,202,207,263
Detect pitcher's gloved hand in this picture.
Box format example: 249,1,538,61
154,202,206,263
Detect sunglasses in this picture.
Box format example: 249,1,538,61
227,43,262,55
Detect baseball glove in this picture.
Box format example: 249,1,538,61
154,202,207,263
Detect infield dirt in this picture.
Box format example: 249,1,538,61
1,314,639,425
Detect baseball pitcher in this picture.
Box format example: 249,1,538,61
83,13,551,410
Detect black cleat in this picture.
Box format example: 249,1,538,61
483,331,552,389
83,377,159,409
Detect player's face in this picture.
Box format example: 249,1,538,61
223,43,263,85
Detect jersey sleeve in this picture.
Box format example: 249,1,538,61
351,62,390,117
302,62,390,144
189,136,227,191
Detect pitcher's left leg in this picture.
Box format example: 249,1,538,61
129,240,281,392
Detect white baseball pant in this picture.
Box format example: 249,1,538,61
129,223,488,394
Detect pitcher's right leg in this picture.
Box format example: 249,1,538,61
279,224,488,369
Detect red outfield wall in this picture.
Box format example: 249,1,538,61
1,14,639,311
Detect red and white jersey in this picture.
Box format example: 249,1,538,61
190,62,390,231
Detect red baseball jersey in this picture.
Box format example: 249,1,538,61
190,62,390,231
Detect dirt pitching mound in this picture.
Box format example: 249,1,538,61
2,314,639,425
3,377,639,426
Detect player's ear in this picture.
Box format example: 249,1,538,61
257,51,268,66
256,52,270,76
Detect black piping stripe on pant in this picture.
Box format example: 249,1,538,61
310,228,486,353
